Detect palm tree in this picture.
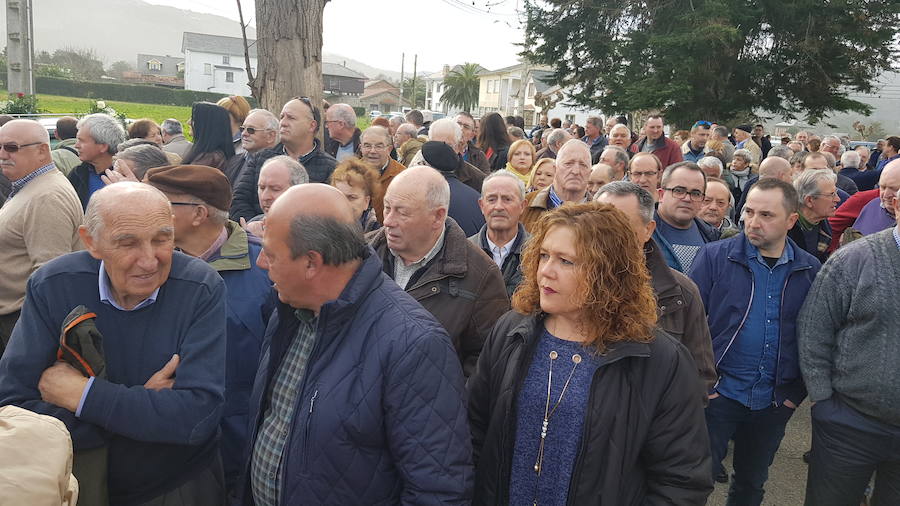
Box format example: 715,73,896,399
441,63,482,113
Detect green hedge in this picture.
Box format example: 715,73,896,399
0,73,256,107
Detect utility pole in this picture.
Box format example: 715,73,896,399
399,53,405,111
6,0,35,95
412,54,418,109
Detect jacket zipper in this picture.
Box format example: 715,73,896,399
715,258,754,368
772,265,811,408
303,389,319,466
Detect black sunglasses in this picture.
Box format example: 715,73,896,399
239,126,273,135
292,96,321,126
0,141,42,153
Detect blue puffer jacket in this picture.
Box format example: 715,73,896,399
688,233,821,406
236,248,474,505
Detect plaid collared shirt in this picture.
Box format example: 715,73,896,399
7,163,56,200
251,309,318,506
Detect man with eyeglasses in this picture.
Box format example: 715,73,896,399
690,179,821,506
455,112,490,173
324,104,361,162
230,97,337,222
682,122,711,163
0,119,83,355
789,169,839,262
225,109,281,190
652,161,721,272
359,125,406,223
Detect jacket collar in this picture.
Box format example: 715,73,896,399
528,186,552,210
476,222,529,255
506,312,653,363
371,217,469,278
644,239,680,299
725,233,817,270
208,221,253,272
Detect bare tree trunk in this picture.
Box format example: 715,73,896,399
236,0,256,95
255,0,328,120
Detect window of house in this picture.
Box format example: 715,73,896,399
204,63,211,75
223,55,230,65
226,71,234,83
147,60,161,71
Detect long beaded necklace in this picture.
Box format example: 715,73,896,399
532,349,582,506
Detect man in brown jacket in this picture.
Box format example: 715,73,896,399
520,139,593,233
596,181,716,402
369,166,509,376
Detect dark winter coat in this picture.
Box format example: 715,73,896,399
467,311,714,505
468,223,530,298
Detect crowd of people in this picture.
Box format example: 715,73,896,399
0,94,897,506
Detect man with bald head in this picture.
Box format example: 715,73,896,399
521,139,593,232
369,166,508,376
0,119,83,353
0,182,228,505
238,183,473,505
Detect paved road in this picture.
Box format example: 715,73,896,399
707,402,812,505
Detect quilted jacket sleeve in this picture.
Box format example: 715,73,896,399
383,323,474,505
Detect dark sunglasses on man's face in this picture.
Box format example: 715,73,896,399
0,141,42,153
239,126,272,135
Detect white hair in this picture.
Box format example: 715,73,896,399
840,150,861,169
84,182,170,238
609,123,631,137
482,169,526,200
428,118,463,145
794,169,837,203
697,156,724,177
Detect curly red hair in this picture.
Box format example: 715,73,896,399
511,202,658,352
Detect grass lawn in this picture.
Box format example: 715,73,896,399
1,90,193,125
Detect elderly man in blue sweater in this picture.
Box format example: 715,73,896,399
0,182,227,506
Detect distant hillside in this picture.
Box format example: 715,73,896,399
0,0,414,82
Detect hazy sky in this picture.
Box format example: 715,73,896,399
143,0,526,73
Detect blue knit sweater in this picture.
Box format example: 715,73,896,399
0,250,227,505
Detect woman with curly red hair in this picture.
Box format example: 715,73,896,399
467,202,713,505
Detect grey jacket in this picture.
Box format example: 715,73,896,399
162,135,193,160
798,228,900,425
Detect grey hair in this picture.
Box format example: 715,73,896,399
200,201,229,226
602,145,630,168
78,114,126,155
697,156,724,177
83,182,170,238
397,123,418,138
733,149,753,164
287,214,366,265
261,155,309,186
482,169,526,200
247,108,280,132
820,151,837,169
586,115,603,128
331,104,357,128
841,150,861,168
713,125,729,138
426,171,451,210
594,180,655,224
767,144,794,160
508,126,525,139
161,118,183,135
609,123,631,137
794,169,837,203
548,128,569,148
362,125,391,144
428,118,463,145
115,144,170,180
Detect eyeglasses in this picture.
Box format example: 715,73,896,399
170,201,200,207
812,192,838,199
291,96,320,125
663,186,705,201
361,143,388,151
0,142,42,153
627,170,659,178
239,126,273,135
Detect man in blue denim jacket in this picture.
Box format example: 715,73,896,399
689,178,821,506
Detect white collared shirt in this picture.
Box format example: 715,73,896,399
486,233,517,269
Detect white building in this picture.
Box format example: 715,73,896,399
182,32,257,96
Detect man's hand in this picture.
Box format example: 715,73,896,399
101,160,140,185
144,354,180,391
38,362,90,413
708,392,720,400
240,217,265,238
783,399,797,409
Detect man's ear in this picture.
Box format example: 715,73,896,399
78,226,103,260
304,250,325,279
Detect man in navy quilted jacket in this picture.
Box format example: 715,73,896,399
237,183,473,506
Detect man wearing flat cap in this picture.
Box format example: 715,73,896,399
145,165,276,492
733,124,762,165
369,165,509,377
0,182,227,505
420,140,485,237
